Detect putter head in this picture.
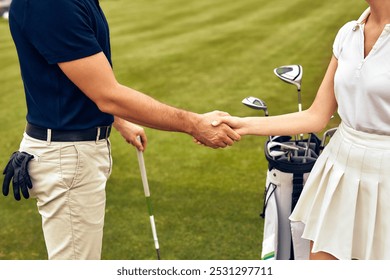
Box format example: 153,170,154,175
274,64,303,91
242,96,268,115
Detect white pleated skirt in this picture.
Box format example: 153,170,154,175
290,122,390,260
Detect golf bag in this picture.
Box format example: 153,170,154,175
260,134,322,260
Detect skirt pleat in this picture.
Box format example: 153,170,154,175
290,122,390,260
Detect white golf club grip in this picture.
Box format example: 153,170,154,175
150,216,160,249
136,136,150,197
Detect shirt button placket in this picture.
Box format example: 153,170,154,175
356,61,364,78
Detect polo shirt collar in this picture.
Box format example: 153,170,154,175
353,7,390,31
353,7,370,31
357,7,371,25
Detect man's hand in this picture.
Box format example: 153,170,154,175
3,151,34,201
191,111,241,149
113,117,147,151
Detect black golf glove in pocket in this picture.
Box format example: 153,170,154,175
2,151,34,201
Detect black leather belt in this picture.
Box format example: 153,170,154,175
25,123,111,142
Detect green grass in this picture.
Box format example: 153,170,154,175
0,0,367,259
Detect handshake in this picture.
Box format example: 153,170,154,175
191,110,243,149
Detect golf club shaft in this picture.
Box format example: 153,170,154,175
298,89,302,113
136,136,161,260
264,112,273,142
297,89,304,140
304,133,312,158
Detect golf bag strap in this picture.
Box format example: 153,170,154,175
291,173,304,212
260,182,277,219
291,173,304,260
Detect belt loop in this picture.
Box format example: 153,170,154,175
46,129,52,145
96,127,101,143
105,126,109,140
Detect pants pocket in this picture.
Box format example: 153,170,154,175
60,145,79,188
106,139,113,178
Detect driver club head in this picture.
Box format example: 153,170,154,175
274,64,303,91
242,96,268,116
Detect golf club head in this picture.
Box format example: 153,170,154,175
242,96,268,115
269,150,287,157
267,141,301,152
321,127,337,146
274,64,303,91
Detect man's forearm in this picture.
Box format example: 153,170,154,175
58,52,239,148
100,84,199,135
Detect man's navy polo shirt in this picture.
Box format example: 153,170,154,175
9,0,114,130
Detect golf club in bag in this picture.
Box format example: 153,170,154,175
243,65,336,260
241,95,317,259
261,133,321,260
261,126,336,260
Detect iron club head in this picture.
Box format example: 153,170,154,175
242,96,268,116
267,141,302,152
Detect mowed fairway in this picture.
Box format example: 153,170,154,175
0,0,367,259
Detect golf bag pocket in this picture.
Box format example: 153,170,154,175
261,168,311,260
265,169,293,260
261,180,278,260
